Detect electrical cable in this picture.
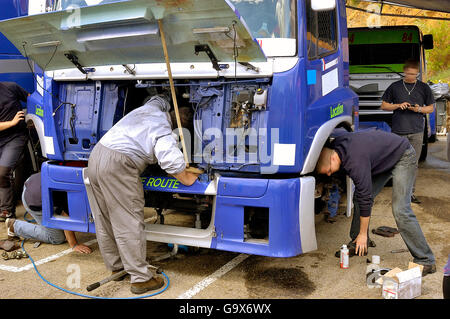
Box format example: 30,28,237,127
21,240,170,299
22,43,76,116
23,212,36,223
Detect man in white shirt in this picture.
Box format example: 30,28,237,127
87,95,198,294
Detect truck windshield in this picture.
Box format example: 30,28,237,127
56,0,296,40
230,0,296,39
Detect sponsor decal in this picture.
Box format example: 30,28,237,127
330,103,344,118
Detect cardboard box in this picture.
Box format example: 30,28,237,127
382,266,422,299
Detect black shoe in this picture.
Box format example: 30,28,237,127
422,264,436,277
0,211,15,222
411,195,421,204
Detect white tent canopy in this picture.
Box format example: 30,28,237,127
358,0,450,13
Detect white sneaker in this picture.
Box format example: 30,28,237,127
5,218,15,237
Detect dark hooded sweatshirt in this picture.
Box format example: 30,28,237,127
330,130,410,217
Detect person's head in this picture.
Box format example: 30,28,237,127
403,59,420,83
169,107,193,131
315,147,341,176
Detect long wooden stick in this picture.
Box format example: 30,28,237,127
158,19,190,167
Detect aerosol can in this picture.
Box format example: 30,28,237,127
340,244,349,269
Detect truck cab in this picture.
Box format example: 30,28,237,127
0,0,357,257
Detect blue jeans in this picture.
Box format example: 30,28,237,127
350,146,435,265
397,131,423,193
13,187,66,244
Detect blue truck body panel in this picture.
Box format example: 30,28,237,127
2,0,358,257
0,0,33,93
212,177,302,257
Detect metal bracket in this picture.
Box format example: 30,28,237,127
64,53,95,75
238,62,260,73
122,64,136,75
194,44,229,71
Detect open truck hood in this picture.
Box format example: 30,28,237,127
0,0,266,72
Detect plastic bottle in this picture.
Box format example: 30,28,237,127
340,244,349,269
366,255,380,274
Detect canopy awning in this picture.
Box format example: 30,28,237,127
357,0,450,14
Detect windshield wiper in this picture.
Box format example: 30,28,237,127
64,53,95,75
194,44,229,72
359,65,403,77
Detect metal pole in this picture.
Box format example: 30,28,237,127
158,19,190,167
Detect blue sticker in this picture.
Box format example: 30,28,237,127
307,70,316,85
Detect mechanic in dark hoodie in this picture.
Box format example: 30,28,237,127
315,129,436,276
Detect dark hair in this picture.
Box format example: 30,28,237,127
169,107,193,131
403,59,419,70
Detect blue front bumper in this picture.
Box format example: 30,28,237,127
41,161,317,257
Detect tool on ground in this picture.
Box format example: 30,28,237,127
390,248,409,253
372,226,399,237
2,250,28,260
86,264,163,292
366,268,391,288
157,18,189,167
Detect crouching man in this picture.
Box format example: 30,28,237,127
315,130,436,276
87,95,198,294
5,172,92,254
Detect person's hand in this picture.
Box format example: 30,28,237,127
11,111,25,126
172,169,200,186
72,244,92,254
354,233,368,256
407,104,420,113
398,102,410,110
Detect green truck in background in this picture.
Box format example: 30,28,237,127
348,25,435,161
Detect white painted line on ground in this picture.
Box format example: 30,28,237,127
177,253,250,299
0,239,98,273
0,216,157,273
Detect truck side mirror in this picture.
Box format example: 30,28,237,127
311,0,336,11
423,34,433,50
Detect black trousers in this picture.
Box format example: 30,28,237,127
0,135,27,212
444,276,450,299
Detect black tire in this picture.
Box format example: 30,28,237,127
419,119,428,162
428,134,437,143
447,133,450,162
419,134,428,162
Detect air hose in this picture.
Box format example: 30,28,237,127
21,240,170,299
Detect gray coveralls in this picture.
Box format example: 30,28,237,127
87,96,185,283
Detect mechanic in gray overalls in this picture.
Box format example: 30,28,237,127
87,95,198,294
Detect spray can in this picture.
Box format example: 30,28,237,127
340,244,349,269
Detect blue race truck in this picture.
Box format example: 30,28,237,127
348,26,436,161
0,0,358,257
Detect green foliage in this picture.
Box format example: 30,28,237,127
416,19,450,83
